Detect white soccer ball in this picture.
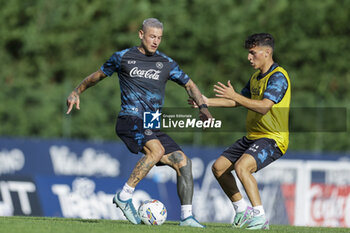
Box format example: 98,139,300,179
138,199,167,225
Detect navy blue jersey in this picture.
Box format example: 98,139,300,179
100,47,190,118
240,63,288,104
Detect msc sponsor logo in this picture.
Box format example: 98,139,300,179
0,149,25,175
50,146,120,177
51,177,151,219
251,85,261,96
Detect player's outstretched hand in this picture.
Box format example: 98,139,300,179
66,91,80,114
214,80,236,100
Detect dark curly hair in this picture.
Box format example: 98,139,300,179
244,33,274,50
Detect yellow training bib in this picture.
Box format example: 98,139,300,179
246,66,291,154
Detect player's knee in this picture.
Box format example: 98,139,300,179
155,147,165,161
211,162,222,178
144,140,165,161
169,151,187,168
234,162,247,177
159,146,165,157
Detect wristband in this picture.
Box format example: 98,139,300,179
199,104,208,109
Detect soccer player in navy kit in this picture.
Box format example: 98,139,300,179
66,18,211,227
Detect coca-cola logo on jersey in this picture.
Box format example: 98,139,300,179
130,67,161,80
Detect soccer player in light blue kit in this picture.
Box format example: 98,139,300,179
66,18,211,227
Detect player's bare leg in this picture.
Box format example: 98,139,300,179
212,156,252,228
234,153,269,229
160,151,192,205
113,139,164,224
127,139,165,187
234,154,261,206
160,151,204,228
212,156,242,201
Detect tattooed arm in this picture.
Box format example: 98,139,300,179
66,69,107,114
184,79,212,121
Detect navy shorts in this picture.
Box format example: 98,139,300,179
222,136,283,172
115,115,182,155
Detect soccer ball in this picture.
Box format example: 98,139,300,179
138,199,167,225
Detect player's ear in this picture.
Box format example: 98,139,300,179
138,30,144,40
265,47,272,57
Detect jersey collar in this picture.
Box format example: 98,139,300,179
257,63,279,80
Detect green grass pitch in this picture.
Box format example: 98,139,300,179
0,217,349,233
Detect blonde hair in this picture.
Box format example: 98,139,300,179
142,18,163,31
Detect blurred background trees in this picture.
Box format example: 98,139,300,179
1,0,350,152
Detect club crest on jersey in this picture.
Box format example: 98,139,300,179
144,110,161,129
156,62,163,69
144,129,153,136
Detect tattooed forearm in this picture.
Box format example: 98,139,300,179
185,80,205,106
75,70,106,94
128,155,156,187
185,79,212,121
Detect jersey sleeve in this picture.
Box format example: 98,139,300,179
100,50,126,76
168,61,190,85
241,79,251,98
264,72,288,103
